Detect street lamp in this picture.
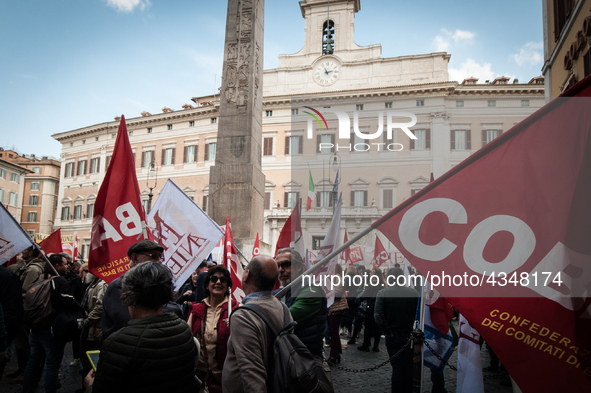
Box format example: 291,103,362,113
146,159,157,213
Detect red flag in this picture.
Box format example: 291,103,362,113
224,217,245,303
372,76,591,392
275,200,305,257
39,229,63,255
252,233,260,259
6,256,17,267
428,294,456,336
340,231,352,266
371,235,390,269
88,116,148,284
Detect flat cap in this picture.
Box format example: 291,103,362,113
127,240,164,258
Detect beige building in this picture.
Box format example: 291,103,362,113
542,0,591,98
52,0,545,260
0,149,60,236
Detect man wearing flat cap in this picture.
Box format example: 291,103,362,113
101,240,183,339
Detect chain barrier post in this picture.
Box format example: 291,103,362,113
411,327,425,393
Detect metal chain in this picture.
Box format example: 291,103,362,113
423,340,457,371
330,338,412,373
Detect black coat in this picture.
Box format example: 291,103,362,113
93,313,199,393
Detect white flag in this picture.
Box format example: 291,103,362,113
147,179,225,290
312,197,342,307
0,203,34,264
457,314,485,393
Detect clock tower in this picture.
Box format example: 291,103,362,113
262,0,449,96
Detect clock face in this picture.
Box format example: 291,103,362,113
314,60,340,86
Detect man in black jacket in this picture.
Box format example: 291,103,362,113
102,240,182,339
0,266,23,381
22,254,84,393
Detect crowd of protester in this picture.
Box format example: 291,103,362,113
0,241,491,393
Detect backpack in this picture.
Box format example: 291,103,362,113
240,302,322,393
23,275,56,327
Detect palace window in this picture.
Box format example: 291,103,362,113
451,130,471,150
285,136,303,155
141,151,154,168
482,129,502,146
73,205,83,220
184,145,198,163
409,129,430,150
8,192,18,206
77,160,87,176
30,182,40,191
87,203,94,218
161,148,175,166
351,190,368,207
27,211,38,222
205,143,216,161
263,137,274,156
90,157,100,174
29,195,39,206
284,191,299,208
61,206,70,221
64,163,74,178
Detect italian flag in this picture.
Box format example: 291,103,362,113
306,169,315,210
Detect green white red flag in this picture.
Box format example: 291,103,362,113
307,169,315,210
372,76,591,392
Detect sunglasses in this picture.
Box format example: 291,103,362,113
277,261,292,269
138,252,165,262
209,276,228,284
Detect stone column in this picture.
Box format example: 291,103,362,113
209,0,266,240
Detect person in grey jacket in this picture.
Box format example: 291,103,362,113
222,255,286,393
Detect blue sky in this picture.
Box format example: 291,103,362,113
0,0,544,158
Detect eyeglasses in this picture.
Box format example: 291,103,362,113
210,276,228,284
138,252,165,262
277,261,292,269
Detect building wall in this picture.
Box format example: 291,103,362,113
543,0,591,97
51,0,546,260
0,154,32,222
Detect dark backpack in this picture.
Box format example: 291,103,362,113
23,275,55,327
240,302,322,393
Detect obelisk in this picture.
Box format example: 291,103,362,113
209,0,265,240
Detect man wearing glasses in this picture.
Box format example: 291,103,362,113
275,248,334,392
102,240,182,339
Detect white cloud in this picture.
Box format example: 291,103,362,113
449,58,496,83
452,29,476,43
433,29,476,52
103,0,150,13
512,42,543,67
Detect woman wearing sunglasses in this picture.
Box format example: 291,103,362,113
187,265,238,393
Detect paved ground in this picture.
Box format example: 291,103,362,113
1,332,515,393
327,334,514,393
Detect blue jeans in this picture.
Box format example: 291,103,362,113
22,329,66,393
385,335,413,393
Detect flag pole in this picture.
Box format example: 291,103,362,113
0,203,59,276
